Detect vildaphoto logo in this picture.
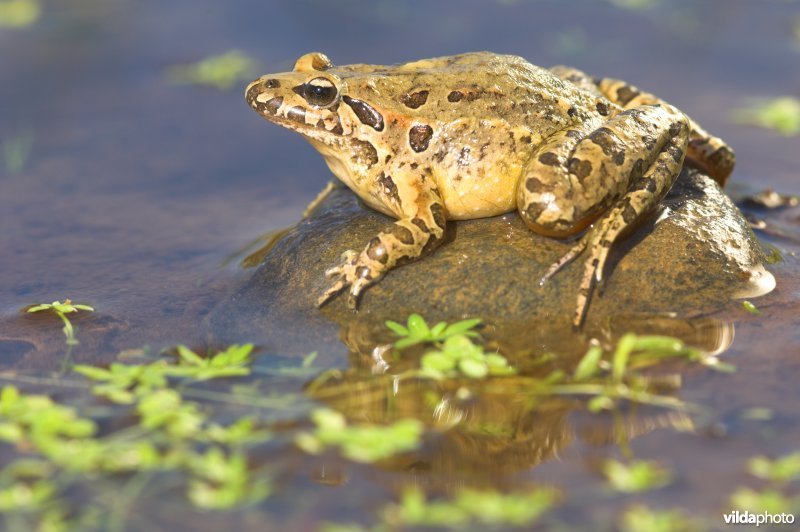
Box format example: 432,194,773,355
723,510,795,526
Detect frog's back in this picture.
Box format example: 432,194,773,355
331,52,588,132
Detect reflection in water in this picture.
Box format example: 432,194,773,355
304,315,734,489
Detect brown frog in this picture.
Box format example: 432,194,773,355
245,52,735,326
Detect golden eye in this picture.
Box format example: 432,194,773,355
294,77,338,108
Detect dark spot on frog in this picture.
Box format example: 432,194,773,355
342,96,384,131
479,143,490,160
565,129,583,140
401,90,429,109
589,127,620,157
286,105,307,124
410,162,419,170
457,147,471,167
447,90,464,102
264,79,280,89
621,201,638,223
520,135,532,144
641,135,656,151
538,152,560,166
669,122,683,137
411,217,431,235
430,203,447,229
377,172,400,204
253,96,283,115
568,106,578,117
613,151,625,166
525,177,546,194
615,86,640,106
632,158,645,178
384,154,392,163
409,124,433,153
351,139,378,167
669,146,684,164
366,237,389,264
596,101,609,116
568,158,593,180
390,225,415,245
638,177,657,193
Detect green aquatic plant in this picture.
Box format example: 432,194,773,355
2,129,33,173
165,50,258,90
732,97,800,136
295,408,422,463
603,459,672,493
382,486,558,528
0,342,274,527
747,452,800,484
0,0,40,28
386,313,481,349
74,344,255,403
419,334,516,379
743,300,761,315
26,299,94,346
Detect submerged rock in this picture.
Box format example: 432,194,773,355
207,169,773,359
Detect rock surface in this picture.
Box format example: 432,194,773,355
207,169,773,360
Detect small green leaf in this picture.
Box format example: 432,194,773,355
459,358,488,379
421,352,457,372
574,344,603,381
443,318,482,337
612,333,636,382
742,300,761,315
385,320,409,336
407,314,430,337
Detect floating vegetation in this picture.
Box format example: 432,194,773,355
0,0,40,28
603,459,672,493
295,408,422,463
0,343,277,528
164,50,259,90
386,313,482,349
26,299,94,346
382,486,558,528
732,97,800,136
2,130,33,173
743,300,761,315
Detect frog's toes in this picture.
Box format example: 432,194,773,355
317,249,385,309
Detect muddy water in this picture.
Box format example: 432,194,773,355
2,0,800,529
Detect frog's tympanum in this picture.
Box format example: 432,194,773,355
246,52,735,326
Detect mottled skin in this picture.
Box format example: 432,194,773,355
246,52,735,326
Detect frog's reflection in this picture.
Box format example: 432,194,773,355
305,314,733,487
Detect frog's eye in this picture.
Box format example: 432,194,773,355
294,77,338,108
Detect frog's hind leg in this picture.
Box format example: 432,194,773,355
594,77,735,185
519,105,690,327
549,66,734,185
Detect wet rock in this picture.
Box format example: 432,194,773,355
207,169,773,359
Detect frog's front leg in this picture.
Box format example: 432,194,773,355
317,176,446,309
518,104,690,327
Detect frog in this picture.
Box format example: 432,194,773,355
245,52,735,327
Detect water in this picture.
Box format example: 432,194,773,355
1,0,799,529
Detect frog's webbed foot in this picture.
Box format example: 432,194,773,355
317,249,381,309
